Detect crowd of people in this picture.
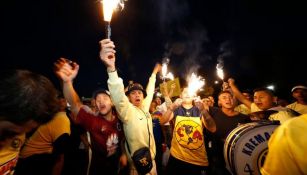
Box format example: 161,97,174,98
0,38,307,175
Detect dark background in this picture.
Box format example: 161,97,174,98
1,0,306,101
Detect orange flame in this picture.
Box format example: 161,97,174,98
216,64,224,80
162,63,167,78
161,62,174,80
166,72,174,80
187,73,205,97
102,0,123,22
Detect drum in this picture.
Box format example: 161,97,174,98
224,121,280,175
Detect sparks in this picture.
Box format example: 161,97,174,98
101,0,121,22
187,73,205,97
216,64,224,81
162,63,167,79
161,58,174,81
166,72,174,80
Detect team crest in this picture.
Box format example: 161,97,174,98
174,119,203,150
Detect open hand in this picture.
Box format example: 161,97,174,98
54,58,79,83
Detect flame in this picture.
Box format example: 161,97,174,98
166,72,174,80
216,64,224,80
102,0,123,22
161,61,174,80
162,63,167,78
187,73,205,97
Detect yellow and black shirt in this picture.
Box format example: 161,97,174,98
170,106,209,166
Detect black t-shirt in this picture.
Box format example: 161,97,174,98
207,107,250,169
209,107,250,141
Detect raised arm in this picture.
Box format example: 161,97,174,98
146,64,161,96
160,98,182,125
194,97,216,133
143,63,162,111
99,39,132,121
54,58,82,122
228,78,252,109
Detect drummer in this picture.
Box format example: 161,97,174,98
207,90,251,175
227,78,297,124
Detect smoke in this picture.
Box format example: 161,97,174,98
217,40,233,62
153,0,190,34
152,0,235,86
215,40,234,79
216,56,224,69
161,23,211,84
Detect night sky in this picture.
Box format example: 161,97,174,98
1,0,306,101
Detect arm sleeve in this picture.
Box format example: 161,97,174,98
143,74,157,112
49,112,71,142
52,133,70,155
107,71,132,122
76,106,97,130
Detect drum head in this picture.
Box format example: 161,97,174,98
224,121,279,175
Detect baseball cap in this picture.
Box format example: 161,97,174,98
291,85,307,92
92,88,111,99
125,83,147,97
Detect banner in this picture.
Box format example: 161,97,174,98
159,78,181,98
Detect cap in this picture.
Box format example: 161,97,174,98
291,85,307,92
125,83,147,97
92,88,111,99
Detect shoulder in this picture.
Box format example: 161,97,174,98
286,102,297,108
209,106,220,113
236,113,250,122
270,114,307,148
191,106,201,116
251,103,261,112
282,114,307,130
47,112,70,126
77,106,98,119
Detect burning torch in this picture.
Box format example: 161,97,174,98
216,58,228,90
160,58,175,97
216,62,224,82
187,73,205,98
161,58,174,82
101,0,125,39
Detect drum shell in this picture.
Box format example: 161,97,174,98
224,121,279,175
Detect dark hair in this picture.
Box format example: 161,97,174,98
253,87,275,97
241,89,252,94
217,90,232,98
0,70,59,125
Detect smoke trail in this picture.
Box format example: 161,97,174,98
152,0,190,34
165,23,211,83
215,40,234,80
216,56,224,70
218,40,233,59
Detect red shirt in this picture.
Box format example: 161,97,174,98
77,106,123,157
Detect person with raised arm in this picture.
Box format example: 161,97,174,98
99,39,161,175
227,78,296,124
54,58,125,175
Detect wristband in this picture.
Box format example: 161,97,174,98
107,68,116,73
